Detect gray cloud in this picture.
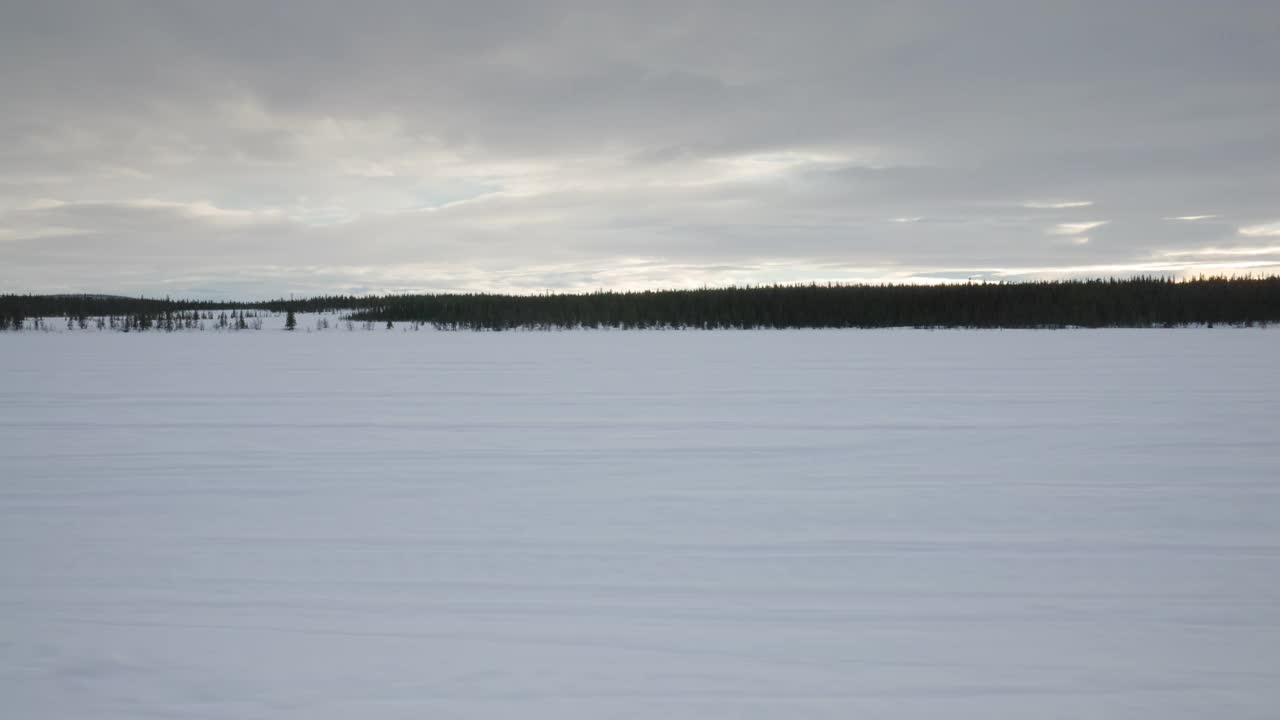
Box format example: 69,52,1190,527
2,1,1278,297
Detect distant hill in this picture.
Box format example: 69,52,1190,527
36,293,137,301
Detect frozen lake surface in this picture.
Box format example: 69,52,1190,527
2,326,1279,718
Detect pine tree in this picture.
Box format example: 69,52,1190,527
285,309,297,331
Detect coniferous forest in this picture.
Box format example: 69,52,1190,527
2,276,1279,332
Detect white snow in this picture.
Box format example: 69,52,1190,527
2,326,1279,718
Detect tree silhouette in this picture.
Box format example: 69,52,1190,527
3,277,1279,332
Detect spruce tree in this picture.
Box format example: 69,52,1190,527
285,309,297,331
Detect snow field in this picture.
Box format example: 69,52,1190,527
2,326,1278,718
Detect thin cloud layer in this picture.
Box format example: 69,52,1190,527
2,1,1278,297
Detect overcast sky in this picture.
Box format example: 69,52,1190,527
2,1,1278,297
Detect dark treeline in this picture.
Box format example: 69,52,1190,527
0,294,278,332
344,277,1280,329
0,293,387,322
3,277,1280,331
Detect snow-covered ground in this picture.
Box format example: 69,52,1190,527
2,325,1278,719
